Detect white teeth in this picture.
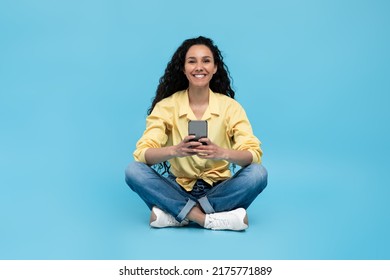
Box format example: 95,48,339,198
194,74,205,78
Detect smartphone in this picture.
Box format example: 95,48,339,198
188,120,208,144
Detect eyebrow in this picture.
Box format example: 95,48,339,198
186,56,213,60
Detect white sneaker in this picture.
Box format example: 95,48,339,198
150,207,189,228
204,208,248,231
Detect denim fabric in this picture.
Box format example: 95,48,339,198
125,162,268,222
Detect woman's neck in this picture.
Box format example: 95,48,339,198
188,86,209,119
188,86,209,105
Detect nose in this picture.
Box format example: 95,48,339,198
195,63,204,72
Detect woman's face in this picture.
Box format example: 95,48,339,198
184,44,217,89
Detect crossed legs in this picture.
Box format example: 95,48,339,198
125,162,267,230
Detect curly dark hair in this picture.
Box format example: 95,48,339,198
147,36,235,115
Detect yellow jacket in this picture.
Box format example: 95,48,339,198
134,89,262,191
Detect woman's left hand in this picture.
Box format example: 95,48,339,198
192,138,227,161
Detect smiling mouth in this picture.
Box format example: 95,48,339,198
193,74,206,79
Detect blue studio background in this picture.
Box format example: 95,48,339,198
1,0,389,260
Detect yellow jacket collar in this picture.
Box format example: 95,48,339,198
178,89,220,120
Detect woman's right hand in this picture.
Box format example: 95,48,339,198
173,135,203,157
145,136,203,165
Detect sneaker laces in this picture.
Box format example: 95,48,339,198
207,215,231,228
165,215,182,226
151,207,189,228
204,208,248,231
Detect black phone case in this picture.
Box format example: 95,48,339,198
188,120,208,142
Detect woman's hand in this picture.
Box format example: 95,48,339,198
144,136,202,165
145,137,252,167
172,135,203,157
191,138,227,160
193,138,253,167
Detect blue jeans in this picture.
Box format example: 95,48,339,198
125,162,268,222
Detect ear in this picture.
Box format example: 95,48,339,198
213,65,217,74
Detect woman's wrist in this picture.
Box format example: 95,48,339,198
168,145,177,158
145,146,174,165
224,149,253,167
221,148,231,162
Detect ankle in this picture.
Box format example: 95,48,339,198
150,210,157,224
243,214,248,225
186,206,206,227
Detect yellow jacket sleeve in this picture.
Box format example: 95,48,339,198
227,102,262,164
133,102,172,163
